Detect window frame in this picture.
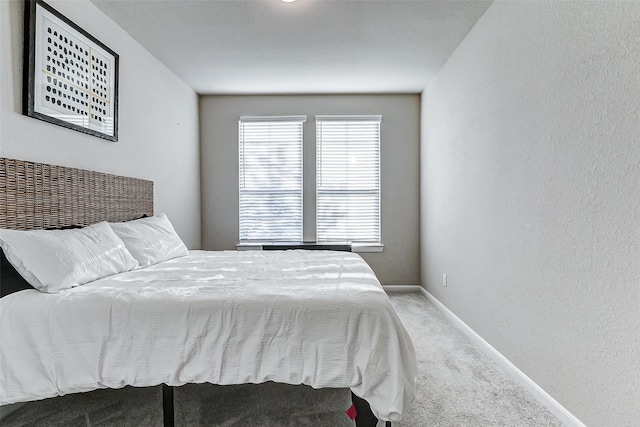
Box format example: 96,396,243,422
315,115,382,246
236,114,384,252
238,115,307,242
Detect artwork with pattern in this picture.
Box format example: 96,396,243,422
24,0,119,141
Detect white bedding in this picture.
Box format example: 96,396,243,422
0,250,417,421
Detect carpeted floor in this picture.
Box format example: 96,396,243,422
387,292,563,427
1,292,563,426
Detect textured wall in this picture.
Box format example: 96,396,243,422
421,1,640,425
200,95,420,286
0,0,201,248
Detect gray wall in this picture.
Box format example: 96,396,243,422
201,95,420,285
0,0,201,249
421,1,640,425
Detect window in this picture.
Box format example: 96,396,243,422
238,116,306,241
238,114,382,248
316,116,381,243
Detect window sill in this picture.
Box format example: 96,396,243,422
350,243,384,253
236,242,384,253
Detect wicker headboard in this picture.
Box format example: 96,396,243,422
0,157,154,230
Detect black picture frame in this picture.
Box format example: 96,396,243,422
23,0,119,141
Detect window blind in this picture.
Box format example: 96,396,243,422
239,116,306,241
316,116,381,243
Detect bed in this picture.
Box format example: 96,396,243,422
0,157,417,426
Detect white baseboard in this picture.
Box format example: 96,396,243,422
382,284,422,293
417,287,585,427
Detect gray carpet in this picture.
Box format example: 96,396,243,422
388,292,563,427
174,383,352,427
1,292,563,426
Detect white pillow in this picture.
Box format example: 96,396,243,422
0,222,138,293
109,213,188,268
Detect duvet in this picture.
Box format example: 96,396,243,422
0,250,417,421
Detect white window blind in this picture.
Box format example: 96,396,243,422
316,116,381,243
239,116,306,241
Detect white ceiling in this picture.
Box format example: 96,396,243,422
91,0,492,95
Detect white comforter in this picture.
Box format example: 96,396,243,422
0,250,417,421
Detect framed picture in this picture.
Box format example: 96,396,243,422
23,0,119,141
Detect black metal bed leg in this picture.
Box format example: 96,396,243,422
351,392,386,427
162,384,175,427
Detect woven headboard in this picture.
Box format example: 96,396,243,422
0,157,154,230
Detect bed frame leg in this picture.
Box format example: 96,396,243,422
162,384,175,427
351,392,388,427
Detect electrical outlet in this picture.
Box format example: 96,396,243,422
442,273,447,287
